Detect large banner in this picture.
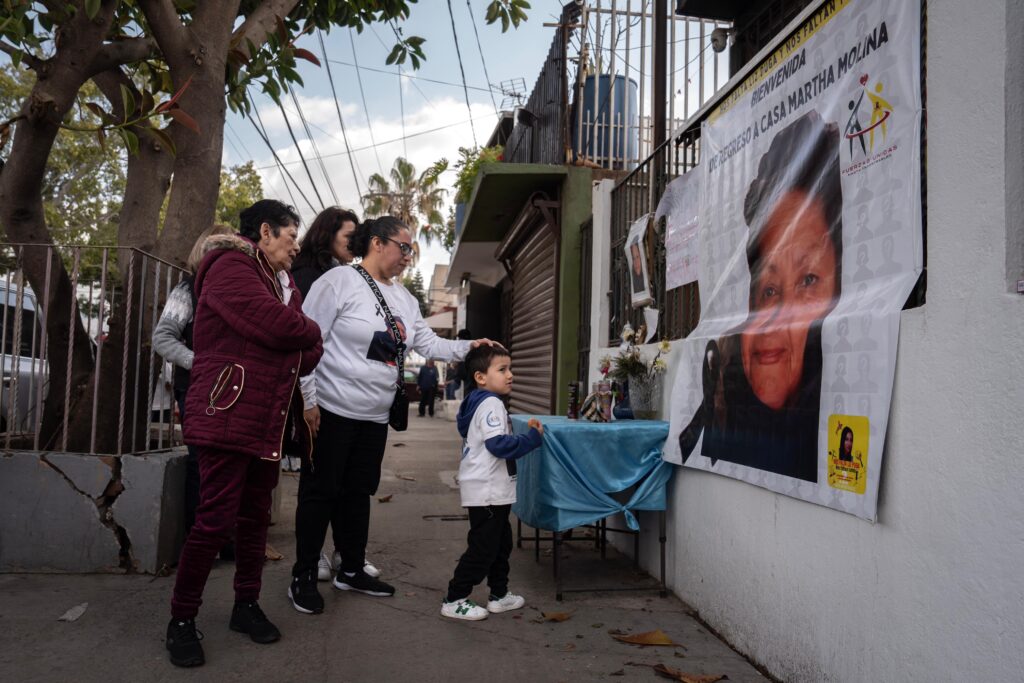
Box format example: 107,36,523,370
664,0,922,521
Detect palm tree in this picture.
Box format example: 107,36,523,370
362,157,450,261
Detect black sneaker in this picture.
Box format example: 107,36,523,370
229,601,281,644
332,569,395,596
166,617,204,667
288,570,324,614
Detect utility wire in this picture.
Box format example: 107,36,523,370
326,58,498,94
319,29,363,200
350,28,385,176
225,120,258,162
252,112,497,172
445,0,478,146
398,65,407,158
369,24,437,111
247,108,312,213
274,96,326,209
289,88,340,205
465,0,498,116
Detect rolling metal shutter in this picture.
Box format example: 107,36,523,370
500,203,559,415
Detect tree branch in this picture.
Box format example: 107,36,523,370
231,0,302,58
87,37,158,77
91,68,138,121
136,0,189,63
0,40,45,72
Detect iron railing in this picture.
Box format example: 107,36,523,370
0,243,186,455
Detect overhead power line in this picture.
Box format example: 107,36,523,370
318,29,363,201
252,112,497,172
326,58,498,94
290,88,340,205
465,0,499,117
350,28,385,176
445,0,478,147
247,108,314,214
274,97,326,209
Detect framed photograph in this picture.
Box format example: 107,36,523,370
625,214,653,307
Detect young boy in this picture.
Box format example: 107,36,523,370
441,345,544,621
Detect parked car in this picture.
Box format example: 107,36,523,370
1,281,45,434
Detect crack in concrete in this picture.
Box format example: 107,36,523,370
38,454,136,572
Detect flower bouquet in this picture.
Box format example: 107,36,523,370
599,324,670,420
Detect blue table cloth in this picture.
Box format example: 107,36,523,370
510,415,672,533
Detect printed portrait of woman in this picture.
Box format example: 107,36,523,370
629,238,647,295
678,110,843,482
839,426,854,462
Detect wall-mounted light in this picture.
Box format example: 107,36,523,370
710,26,736,53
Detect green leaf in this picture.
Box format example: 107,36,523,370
144,126,176,156
84,0,101,20
119,84,136,121
118,128,140,156
385,43,403,66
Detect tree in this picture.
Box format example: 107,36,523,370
362,157,448,246
401,269,429,317
216,162,264,229
0,1,528,453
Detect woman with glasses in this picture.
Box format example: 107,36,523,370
288,215,494,614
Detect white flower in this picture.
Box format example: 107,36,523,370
620,323,634,342
652,358,667,373
658,339,671,354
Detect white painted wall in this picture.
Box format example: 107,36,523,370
587,3,1024,680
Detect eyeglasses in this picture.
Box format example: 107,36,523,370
380,236,414,257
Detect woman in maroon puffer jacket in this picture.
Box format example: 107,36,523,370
166,200,323,669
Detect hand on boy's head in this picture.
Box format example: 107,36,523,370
527,418,543,435
470,338,503,350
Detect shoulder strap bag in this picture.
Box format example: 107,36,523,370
353,264,408,431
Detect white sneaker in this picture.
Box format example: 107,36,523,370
333,551,381,578
486,592,525,613
317,552,332,582
441,598,488,621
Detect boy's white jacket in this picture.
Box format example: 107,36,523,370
456,390,542,507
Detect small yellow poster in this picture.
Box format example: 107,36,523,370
827,414,869,494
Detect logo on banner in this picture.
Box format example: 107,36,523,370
841,73,898,176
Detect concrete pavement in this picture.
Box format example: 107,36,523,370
0,407,768,682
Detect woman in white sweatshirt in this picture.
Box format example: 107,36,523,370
288,215,491,614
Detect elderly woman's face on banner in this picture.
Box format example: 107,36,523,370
741,189,838,410
630,242,643,275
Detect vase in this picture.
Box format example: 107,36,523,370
612,381,633,420
628,375,662,420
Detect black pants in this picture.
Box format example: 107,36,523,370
446,505,513,602
293,409,389,577
418,387,436,416
176,390,200,532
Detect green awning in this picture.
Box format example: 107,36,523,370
458,163,568,242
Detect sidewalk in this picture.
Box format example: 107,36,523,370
0,407,768,682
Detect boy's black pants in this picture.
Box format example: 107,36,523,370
446,504,513,602
292,408,389,577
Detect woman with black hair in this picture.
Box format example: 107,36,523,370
679,110,844,482
288,215,494,615
290,207,359,298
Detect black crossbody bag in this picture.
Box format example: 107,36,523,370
353,264,408,431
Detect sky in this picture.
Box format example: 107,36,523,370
225,0,573,289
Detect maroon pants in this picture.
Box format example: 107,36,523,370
170,447,280,620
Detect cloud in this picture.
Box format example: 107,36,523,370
248,96,498,287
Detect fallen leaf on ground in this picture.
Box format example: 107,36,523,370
561,643,576,652
609,671,625,677
542,611,573,622
611,629,678,646
396,474,416,481
264,544,283,561
650,664,727,683
392,443,406,448
377,494,393,503
58,603,88,622
591,623,604,628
